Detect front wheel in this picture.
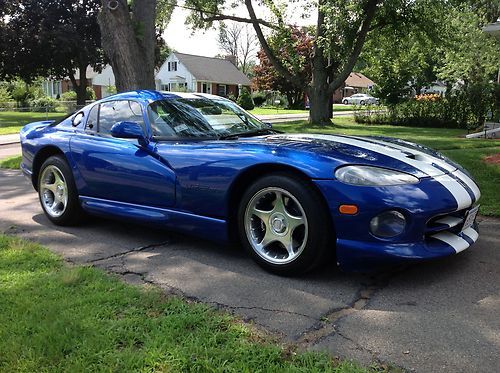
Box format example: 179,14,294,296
38,155,83,226
238,174,332,275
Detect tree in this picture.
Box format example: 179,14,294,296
253,28,313,109
218,22,258,75
185,0,441,125
359,15,443,104
0,0,105,105
97,0,175,92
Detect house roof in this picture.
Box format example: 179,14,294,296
345,72,375,88
174,52,251,86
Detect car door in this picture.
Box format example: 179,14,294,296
69,100,176,208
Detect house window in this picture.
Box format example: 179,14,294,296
217,84,227,97
161,84,169,91
167,61,178,72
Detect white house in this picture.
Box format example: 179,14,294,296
42,52,251,100
155,52,251,97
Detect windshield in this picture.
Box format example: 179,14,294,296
148,97,266,139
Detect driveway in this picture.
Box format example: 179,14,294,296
1,168,499,372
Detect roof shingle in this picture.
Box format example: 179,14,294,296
174,52,251,86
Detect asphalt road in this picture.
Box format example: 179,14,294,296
1,168,499,372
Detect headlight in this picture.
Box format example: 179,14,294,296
370,211,406,238
335,165,419,186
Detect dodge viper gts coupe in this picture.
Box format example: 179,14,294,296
20,90,481,275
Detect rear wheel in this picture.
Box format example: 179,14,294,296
38,155,83,226
238,173,331,275
342,99,348,105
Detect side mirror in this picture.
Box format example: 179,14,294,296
110,121,148,146
263,122,273,128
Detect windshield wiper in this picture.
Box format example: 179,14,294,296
219,128,282,140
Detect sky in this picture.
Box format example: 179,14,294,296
163,2,314,58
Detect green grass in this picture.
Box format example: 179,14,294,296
441,147,500,216
249,105,356,116
0,155,21,169
333,104,357,112
0,111,65,135
274,117,500,217
0,234,370,372
250,107,308,115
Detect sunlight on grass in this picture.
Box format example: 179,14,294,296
0,155,21,169
0,234,371,372
0,112,65,135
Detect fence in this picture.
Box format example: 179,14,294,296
0,101,95,117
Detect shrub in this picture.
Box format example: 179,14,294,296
252,91,266,107
356,83,497,130
237,89,255,110
86,86,96,100
60,90,77,101
0,85,12,104
28,96,58,112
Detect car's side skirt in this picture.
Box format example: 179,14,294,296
79,196,228,242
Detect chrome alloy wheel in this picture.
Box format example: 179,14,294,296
244,187,308,265
40,165,68,218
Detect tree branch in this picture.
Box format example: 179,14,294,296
328,0,380,92
178,3,279,30
244,0,304,88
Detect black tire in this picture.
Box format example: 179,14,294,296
342,100,348,105
38,155,83,226
359,100,365,105
237,173,332,275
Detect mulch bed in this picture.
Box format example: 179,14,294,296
483,153,500,165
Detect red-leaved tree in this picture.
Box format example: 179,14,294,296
252,28,313,109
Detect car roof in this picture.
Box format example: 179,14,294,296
99,90,231,104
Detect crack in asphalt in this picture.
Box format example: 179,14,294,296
206,301,318,321
86,240,171,264
295,271,397,349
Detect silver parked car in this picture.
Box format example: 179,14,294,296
342,93,379,105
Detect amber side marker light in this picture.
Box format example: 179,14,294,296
339,204,359,215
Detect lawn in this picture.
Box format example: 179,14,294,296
0,155,21,169
249,105,356,116
250,107,308,115
0,234,368,372
0,111,65,135
274,118,500,217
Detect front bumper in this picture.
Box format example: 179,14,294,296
314,177,480,272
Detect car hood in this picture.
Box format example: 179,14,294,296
258,133,460,178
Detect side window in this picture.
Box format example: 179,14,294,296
72,112,84,127
85,104,99,131
98,100,146,136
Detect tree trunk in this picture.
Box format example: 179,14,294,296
308,84,332,126
76,65,88,106
98,0,156,92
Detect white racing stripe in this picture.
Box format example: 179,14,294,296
353,136,457,173
462,227,479,242
352,135,481,203
431,231,470,253
431,227,478,253
296,134,442,176
432,174,472,210
291,134,476,211
455,169,481,201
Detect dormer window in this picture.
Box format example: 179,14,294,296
167,61,178,72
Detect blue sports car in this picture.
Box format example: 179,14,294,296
20,90,480,275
